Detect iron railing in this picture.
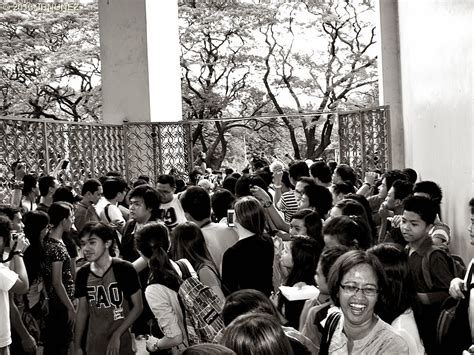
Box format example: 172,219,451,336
0,105,390,203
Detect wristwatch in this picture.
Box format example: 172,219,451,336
263,201,272,208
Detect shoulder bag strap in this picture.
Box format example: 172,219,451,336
319,312,341,355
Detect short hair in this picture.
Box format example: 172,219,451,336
310,161,332,184
128,184,161,220
81,179,102,196
38,175,56,197
383,170,409,191
332,182,356,196
327,160,337,174
255,170,272,188
102,177,128,200
288,161,310,181
52,186,75,204
137,175,150,183
0,205,20,221
234,196,266,237
291,209,322,242
303,184,332,216
189,170,203,185
234,175,268,199
48,202,73,227
225,168,234,176
413,181,443,205
334,199,369,220
401,168,417,184
323,215,371,250
327,250,387,314
79,222,116,256
211,189,235,222
335,164,357,186
222,177,238,195
223,289,280,326
157,174,176,188
402,196,437,225
367,243,416,324
470,198,474,214
392,180,413,201
181,186,211,222
22,174,38,196
0,215,12,241
343,193,377,240
281,171,293,189
222,313,293,355
319,246,351,280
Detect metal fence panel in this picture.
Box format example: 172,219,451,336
0,106,390,203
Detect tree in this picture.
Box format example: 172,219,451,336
179,1,283,169
179,0,379,168
259,0,378,159
0,3,101,121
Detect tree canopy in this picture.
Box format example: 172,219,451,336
0,2,101,121
179,0,379,169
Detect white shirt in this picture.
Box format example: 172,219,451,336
159,196,186,231
201,223,239,273
0,264,18,347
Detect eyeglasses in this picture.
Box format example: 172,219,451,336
340,284,378,296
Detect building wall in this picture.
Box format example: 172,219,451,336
397,0,473,261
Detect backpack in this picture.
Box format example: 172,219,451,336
175,259,225,345
417,246,466,305
436,296,471,353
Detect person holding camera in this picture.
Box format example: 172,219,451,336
0,215,30,355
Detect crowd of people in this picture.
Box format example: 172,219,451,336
0,155,473,355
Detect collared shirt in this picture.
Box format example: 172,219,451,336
407,236,453,293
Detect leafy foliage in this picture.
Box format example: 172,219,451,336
0,3,101,121
180,0,379,168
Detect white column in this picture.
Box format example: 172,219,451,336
145,1,182,122
376,0,405,169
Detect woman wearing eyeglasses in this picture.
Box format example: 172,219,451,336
319,250,408,355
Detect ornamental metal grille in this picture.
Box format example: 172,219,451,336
0,106,390,204
338,106,391,178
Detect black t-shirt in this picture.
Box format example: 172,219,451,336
222,235,274,297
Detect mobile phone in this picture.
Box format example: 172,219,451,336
227,209,235,227
61,160,69,170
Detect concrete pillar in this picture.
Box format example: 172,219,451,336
98,0,182,123
98,0,151,124
376,0,405,169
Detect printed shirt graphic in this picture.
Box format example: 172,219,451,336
75,262,139,355
158,196,186,230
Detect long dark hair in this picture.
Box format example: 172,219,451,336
23,210,49,284
368,243,416,324
135,222,181,292
285,238,320,287
170,222,218,275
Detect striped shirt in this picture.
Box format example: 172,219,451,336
277,191,299,222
